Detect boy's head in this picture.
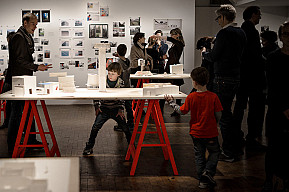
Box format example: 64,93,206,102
107,62,122,81
117,44,127,57
190,67,209,86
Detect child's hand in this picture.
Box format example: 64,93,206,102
95,108,102,116
164,94,174,102
116,109,125,120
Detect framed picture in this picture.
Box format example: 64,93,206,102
100,7,109,17
41,39,49,45
72,39,84,48
130,27,140,36
44,50,50,58
87,2,99,14
73,29,85,38
60,29,71,37
130,17,140,26
154,19,182,30
35,46,43,52
22,10,31,18
73,49,84,58
59,19,70,27
32,10,41,22
89,24,108,38
87,12,99,21
60,49,71,58
73,19,84,27
41,10,50,22
60,39,71,48
38,28,45,37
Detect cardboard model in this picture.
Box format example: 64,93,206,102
87,74,99,88
170,64,183,74
12,76,36,96
143,83,179,96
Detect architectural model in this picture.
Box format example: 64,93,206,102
58,75,76,93
43,82,60,94
12,76,36,96
170,64,183,74
143,83,179,96
87,73,99,88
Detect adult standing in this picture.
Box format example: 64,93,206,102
202,4,246,162
233,6,266,148
130,32,153,88
6,13,51,155
153,30,168,72
262,21,289,191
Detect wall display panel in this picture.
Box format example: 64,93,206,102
89,24,108,38
72,39,84,48
87,12,99,21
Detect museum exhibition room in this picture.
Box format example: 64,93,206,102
0,0,289,191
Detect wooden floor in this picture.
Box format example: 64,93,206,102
0,104,268,192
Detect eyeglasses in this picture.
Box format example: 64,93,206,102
215,15,221,22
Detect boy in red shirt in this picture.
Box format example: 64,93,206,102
165,67,223,189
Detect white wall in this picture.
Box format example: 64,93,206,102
0,0,195,104
195,6,289,68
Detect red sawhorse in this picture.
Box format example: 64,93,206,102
12,100,61,158
132,78,149,117
126,99,178,176
0,78,6,124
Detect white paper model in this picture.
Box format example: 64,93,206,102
43,82,60,94
87,74,99,88
12,76,36,96
49,72,67,77
58,75,75,92
170,64,183,74
135,71,153,76
93,43,110,92
143,83,179,96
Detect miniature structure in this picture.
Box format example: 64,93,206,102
87,74,99,88
49,72,67,77
42,82,60,94
12,76,36,96
93,43,110,92
142,83,179,96
134,71,153,76
170,64,183,74
58,75,75,93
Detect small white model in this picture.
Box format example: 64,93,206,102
143,83,179,96
87,74,99,88
42,82,60,94
58,75,76,92
12,76,36,96
170,64,183,74
49,72,67,77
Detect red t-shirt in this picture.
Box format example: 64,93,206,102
180,91,223,138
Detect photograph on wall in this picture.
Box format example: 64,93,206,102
87,12,99,21
73,19,84,27
87,57,97,69
110,41,117,47
34,38,40,43
100,7,109,17
44,50,50,58
130,27,140,36
37,53,43,62
41,39,49,45
7,29,15,36
60,39,71,48
87,2,100,14
106,57,114,67
32,10,41,22
154,19,182,30
22,10,31,18
41,10,50,22
73,29,85,38
0,29,2,36
0,58,4,65
1,43,8,51
75,60,84,67
35,46,43,52
89,24,108,38
38,28,45,37
60,29,71,37
73,49,84,58
130,17,140,26
113,22,125,37
73,39,84,48
60,62,69,69
60,49,71,58
59,19,70,27
95,49,99,55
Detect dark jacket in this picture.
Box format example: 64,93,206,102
6,27,38,85
118,58,131,88
203,25,246,78
165,37,184,73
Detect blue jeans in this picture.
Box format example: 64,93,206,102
213,76,239,157
191,136,220,179
88,107,131,146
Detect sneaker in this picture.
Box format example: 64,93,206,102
114,125,123,132
202,171,217,186
219,152,235,163
83,142,93,155
198,181,209,189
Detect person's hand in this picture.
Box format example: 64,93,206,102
164,94,174,102
95,108,102,116
200,47,206,56
283,109,289,120
116,109,125,120
38,64,52,71
163,54,168,59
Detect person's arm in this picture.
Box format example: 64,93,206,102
130,46,139,68
202,30,225,62
164,94,188,115
214,111,222,124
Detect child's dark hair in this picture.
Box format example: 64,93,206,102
190,67,209,86
107,62,122,75
117,44,127,56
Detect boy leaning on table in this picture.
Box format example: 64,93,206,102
83,62,132,155
164,67,223,189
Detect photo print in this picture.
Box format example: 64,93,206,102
89,24,108,38
60,19,70,27
41,10,50,22
87,57,97,69
60,49,71,58
7,29,15,36
44,50,50,58
113,22,125,37
41,39,49,45
75,60,84,67
73,49,84,58
73,39,84,48
0,29,2,36
106,58,114,67
32,10,41,22
100,7,109,17
95,49,99,55
154,19,182,30
0,58,4,65
60,62,69,69
130,17,140,26
60,39,71,48
73,29,84,38
38,28,44,37
22,10,31,18
34,38,40,43
87,2,100,14
0,44,8,50
130,27,140,36
35,46,43,51
60,29,71,37
73,19,84,27
37,53,43,62
87,12,99,21
110,41,117,47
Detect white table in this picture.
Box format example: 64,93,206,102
0,88,187,176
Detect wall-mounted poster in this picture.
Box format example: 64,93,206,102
154,19,182,30
73,19,84,27
87,12,99,21
41,10,50,22
113,22,125,37
87,2,100,14
22,10,31,18
89,24,108,38
60,49,71,58
130,17,140,26
100,7,109,17
32,10,41,22
59,19,70,27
